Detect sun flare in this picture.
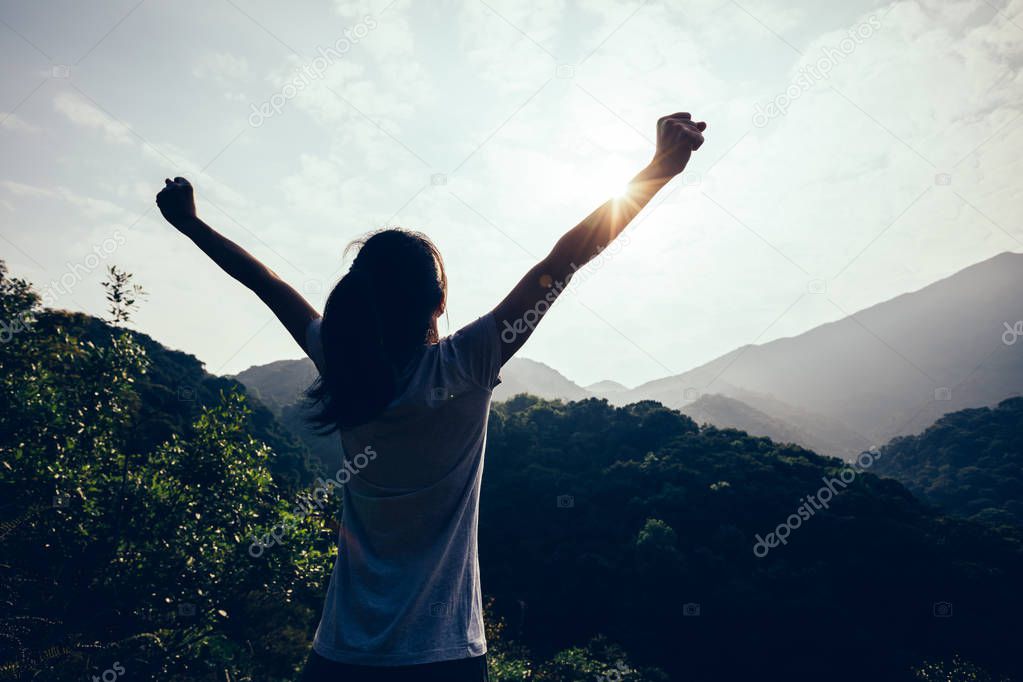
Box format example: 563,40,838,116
585,159,634,202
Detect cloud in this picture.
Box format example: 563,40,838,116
0,180,55,199
0,180,136,224
0,112,42,134
709,0,1023,280
48,88,250,220
8,0,1023,383
277,5,429,143
193,51,252,83
53,90,133,144
193,51,253,101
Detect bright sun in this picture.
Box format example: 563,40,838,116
585,158,633,201
536,154,634,205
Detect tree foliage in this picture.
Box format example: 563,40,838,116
2,261,1019,681
479,395,1023,681
871,398,1023,527
0,263,333,680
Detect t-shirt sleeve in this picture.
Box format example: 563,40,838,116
305,317,326,376
447,313,503,390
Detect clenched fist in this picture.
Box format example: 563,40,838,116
651,113,707,177
156,177,197,228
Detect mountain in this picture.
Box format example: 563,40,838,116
678,393,852,456
585,379,630,399
234,356,597,470
235,355,853,464
233,357,341,472
235,357,319,414
6,260,1023,680
871,397,1023,526
235,252,1022,461
234,356,595,413
682,381,873,457
493,358,592,402
613,251,1023,457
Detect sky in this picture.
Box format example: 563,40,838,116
1,0,1021,388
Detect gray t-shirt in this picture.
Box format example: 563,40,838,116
305,313,501,665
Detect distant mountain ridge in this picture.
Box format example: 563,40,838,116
679,392,864,457
585,379,629,396
235,357,319,413
235,252,1023,460
493,358,592,403
235,357,596,412
609,251,1023,455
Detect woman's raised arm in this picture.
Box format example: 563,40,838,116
156,177,319,352
492,112,707,363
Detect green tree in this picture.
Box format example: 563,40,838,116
913,654,1012,681
0,262,333,681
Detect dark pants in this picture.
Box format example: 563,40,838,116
299,650,489,682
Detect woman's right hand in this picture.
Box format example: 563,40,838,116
649,112,707,178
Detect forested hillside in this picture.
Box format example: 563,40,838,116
2,261,1020,681
481,395,1023,680
872,398,1023,527
0,262,666,681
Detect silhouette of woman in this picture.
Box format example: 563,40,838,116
156,112,706,682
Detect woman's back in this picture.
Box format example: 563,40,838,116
154,110,706,680
306,314,502,665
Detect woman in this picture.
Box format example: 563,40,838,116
156,112,706,681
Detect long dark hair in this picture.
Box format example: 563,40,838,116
307,228,447,432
